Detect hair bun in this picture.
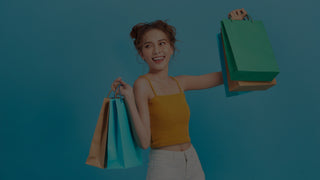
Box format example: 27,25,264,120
130,23,145,40
129,20,178,54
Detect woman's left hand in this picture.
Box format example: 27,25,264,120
228,8,248,20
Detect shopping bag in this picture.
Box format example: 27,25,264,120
219,33,277,91
115,96,143,168
221,16,280,81
217,33,250,97
107,85,143,169
86,85,143,169
85,93,112,168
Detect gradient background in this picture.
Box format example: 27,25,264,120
1,0,319,179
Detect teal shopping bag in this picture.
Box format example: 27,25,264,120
106,97,122,169
107,85,143,169
217,33,251,97
116,97,143,168
221,16,280,81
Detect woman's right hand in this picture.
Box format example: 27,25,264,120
111,77,134,99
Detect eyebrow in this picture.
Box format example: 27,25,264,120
143,39,168,45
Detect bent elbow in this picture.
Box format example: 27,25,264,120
142,142,150,150
141,137,150,150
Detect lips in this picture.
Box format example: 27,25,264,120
152,56,165,60
152,56,165,64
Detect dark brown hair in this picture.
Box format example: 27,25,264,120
130,19,179,58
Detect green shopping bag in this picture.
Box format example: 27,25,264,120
107,85,143,169
217,33,251,97
221,16,280,81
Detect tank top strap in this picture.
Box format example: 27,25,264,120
140,75,157,96
169,76,183,93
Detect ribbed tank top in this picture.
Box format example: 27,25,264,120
140,75,191,149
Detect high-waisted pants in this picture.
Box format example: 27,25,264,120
146,144,205,180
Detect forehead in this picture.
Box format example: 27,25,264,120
142,29,169,43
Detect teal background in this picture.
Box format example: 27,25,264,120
1,0,319,179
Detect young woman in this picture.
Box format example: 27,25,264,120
111,8,248,180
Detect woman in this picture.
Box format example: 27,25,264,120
111,8,248,180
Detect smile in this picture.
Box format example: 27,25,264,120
152,56,165,64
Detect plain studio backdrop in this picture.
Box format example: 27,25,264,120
0,0,319,179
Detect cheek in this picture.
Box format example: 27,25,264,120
165,47,173,55
143,48,152,54
141,50,150,58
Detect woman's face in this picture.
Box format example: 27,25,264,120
139,29,174,71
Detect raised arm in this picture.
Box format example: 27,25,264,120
173,9,248,92
176,72,223,91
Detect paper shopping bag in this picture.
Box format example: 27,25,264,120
106,85,143,169
220,33,277,91
85,97,111,168
115,97,143,168
217,33,251,97
221,17,280,81
86,85,143,169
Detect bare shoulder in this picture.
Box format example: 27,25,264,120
172,75,187,91
133,76,151,100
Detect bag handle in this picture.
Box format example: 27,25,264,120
107,84,122,99
245,14,254,23
229,14,254,23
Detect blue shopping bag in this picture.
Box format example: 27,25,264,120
216,33,251,97
107,85,143,169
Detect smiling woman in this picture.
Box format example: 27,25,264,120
138,29,174,71
120,19,207,180
110,9,248,180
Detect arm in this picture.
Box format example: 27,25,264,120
176,72,224,91
123,77,151,150
173,9,248,92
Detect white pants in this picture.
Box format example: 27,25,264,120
146,144,206,180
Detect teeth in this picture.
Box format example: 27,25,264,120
152,56,164,61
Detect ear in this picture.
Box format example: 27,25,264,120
170,45,174,56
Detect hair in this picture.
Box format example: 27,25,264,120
129,19,180,60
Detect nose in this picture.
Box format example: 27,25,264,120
153,45,161,55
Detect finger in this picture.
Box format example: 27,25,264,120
111,81,118,88
231,12,237,17
239,9,244,14
114,77,122,84
112,82,121,91
241,9,248,18
235,10,239,16
240,10,247,17
237,10,245,19
119,80,126,87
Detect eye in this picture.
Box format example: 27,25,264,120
160,42,166,45
145,44,151,48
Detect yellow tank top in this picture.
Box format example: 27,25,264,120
141,75,191,149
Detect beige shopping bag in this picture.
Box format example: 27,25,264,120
85,89,116,168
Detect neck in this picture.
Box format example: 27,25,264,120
147,67,170,82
